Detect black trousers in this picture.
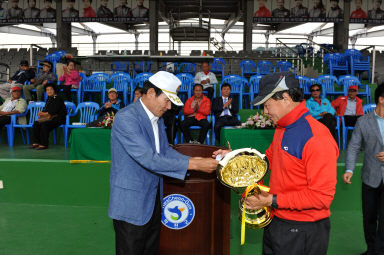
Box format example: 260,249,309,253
214,115,241,143
318,113,337,141
344,115,362,127
59,85,72,102
180,117,210,144
263,217,330,255
32,119,63,146
362,182,384,255
113,188,161,255
203,87,214,99
0,115,11,130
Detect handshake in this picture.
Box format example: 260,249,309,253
187,149,231,173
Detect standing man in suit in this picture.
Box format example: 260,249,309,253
344,84,384,255
212,83,241,144
109,71,218,255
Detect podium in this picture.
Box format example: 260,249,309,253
159,144,230,255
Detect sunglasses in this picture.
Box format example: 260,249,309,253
348,89,357,92
310,89,321,92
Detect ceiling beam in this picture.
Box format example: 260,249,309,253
42,23,95,36
0,25,54,38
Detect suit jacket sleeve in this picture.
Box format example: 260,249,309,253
212,98,223,116
113,112,190,180
346,117,364,171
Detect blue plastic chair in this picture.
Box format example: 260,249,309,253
296,76,311,97
335,116,342,149
209,58,225,78
111,61,130,73
221,75,248,109
8,102,45,147
276,61,296,75
132,72,152,91
257,61,275,75
82,73,108,104
160,62,178,73
64,102,100,146
180,114,211,145
179,63,196,76
327,53,349,76
240,60,257,78
363,104,376,114
339,75,371,103
249,75,263,109
134,61,152,75
317,75,343,99
109,72,131,105
176,73,194,103
345,49,371,81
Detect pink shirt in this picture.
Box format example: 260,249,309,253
59,70,81,88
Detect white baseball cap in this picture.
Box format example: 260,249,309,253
148,71,183,106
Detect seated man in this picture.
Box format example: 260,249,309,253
180,84,211,144
86,88,124,127
23,61,57,102
306,84,337,140
0,60,35,101
212,83,241,143
0,86,27,131
194,62,218,99
331,85,363,127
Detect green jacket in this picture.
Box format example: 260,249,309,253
0,98,27,125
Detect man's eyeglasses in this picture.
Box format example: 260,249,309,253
348,89,357,92
310,89,321,92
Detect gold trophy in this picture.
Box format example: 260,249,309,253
216,148,272,245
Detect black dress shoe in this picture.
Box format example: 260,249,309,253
29,144,39,149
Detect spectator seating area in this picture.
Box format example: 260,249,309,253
0,48,377,150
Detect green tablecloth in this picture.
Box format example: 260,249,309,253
220,127,275,152
69,128,111,161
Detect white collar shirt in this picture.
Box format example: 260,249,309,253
140,99,160,153
220,96,232,117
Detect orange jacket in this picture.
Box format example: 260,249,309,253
266,101,338,222
183,95,211,121
331,96,363,116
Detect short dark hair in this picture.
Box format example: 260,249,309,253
375,84,384,104
193,84,203,90
134,86,142,94
141,80,163,97
309,84,322,91
221,83,231,90
270,87,304,103
44,83,58,93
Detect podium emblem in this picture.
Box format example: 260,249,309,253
161,194,195,230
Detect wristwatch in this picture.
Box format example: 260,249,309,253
271,194,278,209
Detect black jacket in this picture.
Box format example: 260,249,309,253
43,96,67,123
212,96,239,119
10,69,35,84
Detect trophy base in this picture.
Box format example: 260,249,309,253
238,198,273,229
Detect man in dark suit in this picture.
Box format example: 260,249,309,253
212,83,241,143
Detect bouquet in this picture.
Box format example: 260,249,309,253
96,112,115,129
242,112,274,129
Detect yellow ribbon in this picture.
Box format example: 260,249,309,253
241,183,270,245
70,160,111,164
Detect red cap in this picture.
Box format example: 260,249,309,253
11,87,21,92
349,85,358,91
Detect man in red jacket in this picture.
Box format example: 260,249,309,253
331,85,364,127
180,84,211,144
214,72,338,255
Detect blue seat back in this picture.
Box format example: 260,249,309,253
317,74,339,94
257,61,275,75
249,75,263,94
339,75,360,94
240,60,257,75
64,101,76,115
363,104,376,114
221,75,245,93
27,102,46,125
84,73,109,91
76,102,100,123
134,61,152,73
111,61,130,72
179,63,196,75
296,76,310,94
176,73,194,99
133,72,152,88
210,58,225,74
109,72,131,92
276,61,292,72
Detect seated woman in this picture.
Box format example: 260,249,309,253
29,84,66,150
58,60,81,102
86,88,125,127
133,87,143,103
306,84,337,140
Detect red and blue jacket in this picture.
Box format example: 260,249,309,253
266,101,339,222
